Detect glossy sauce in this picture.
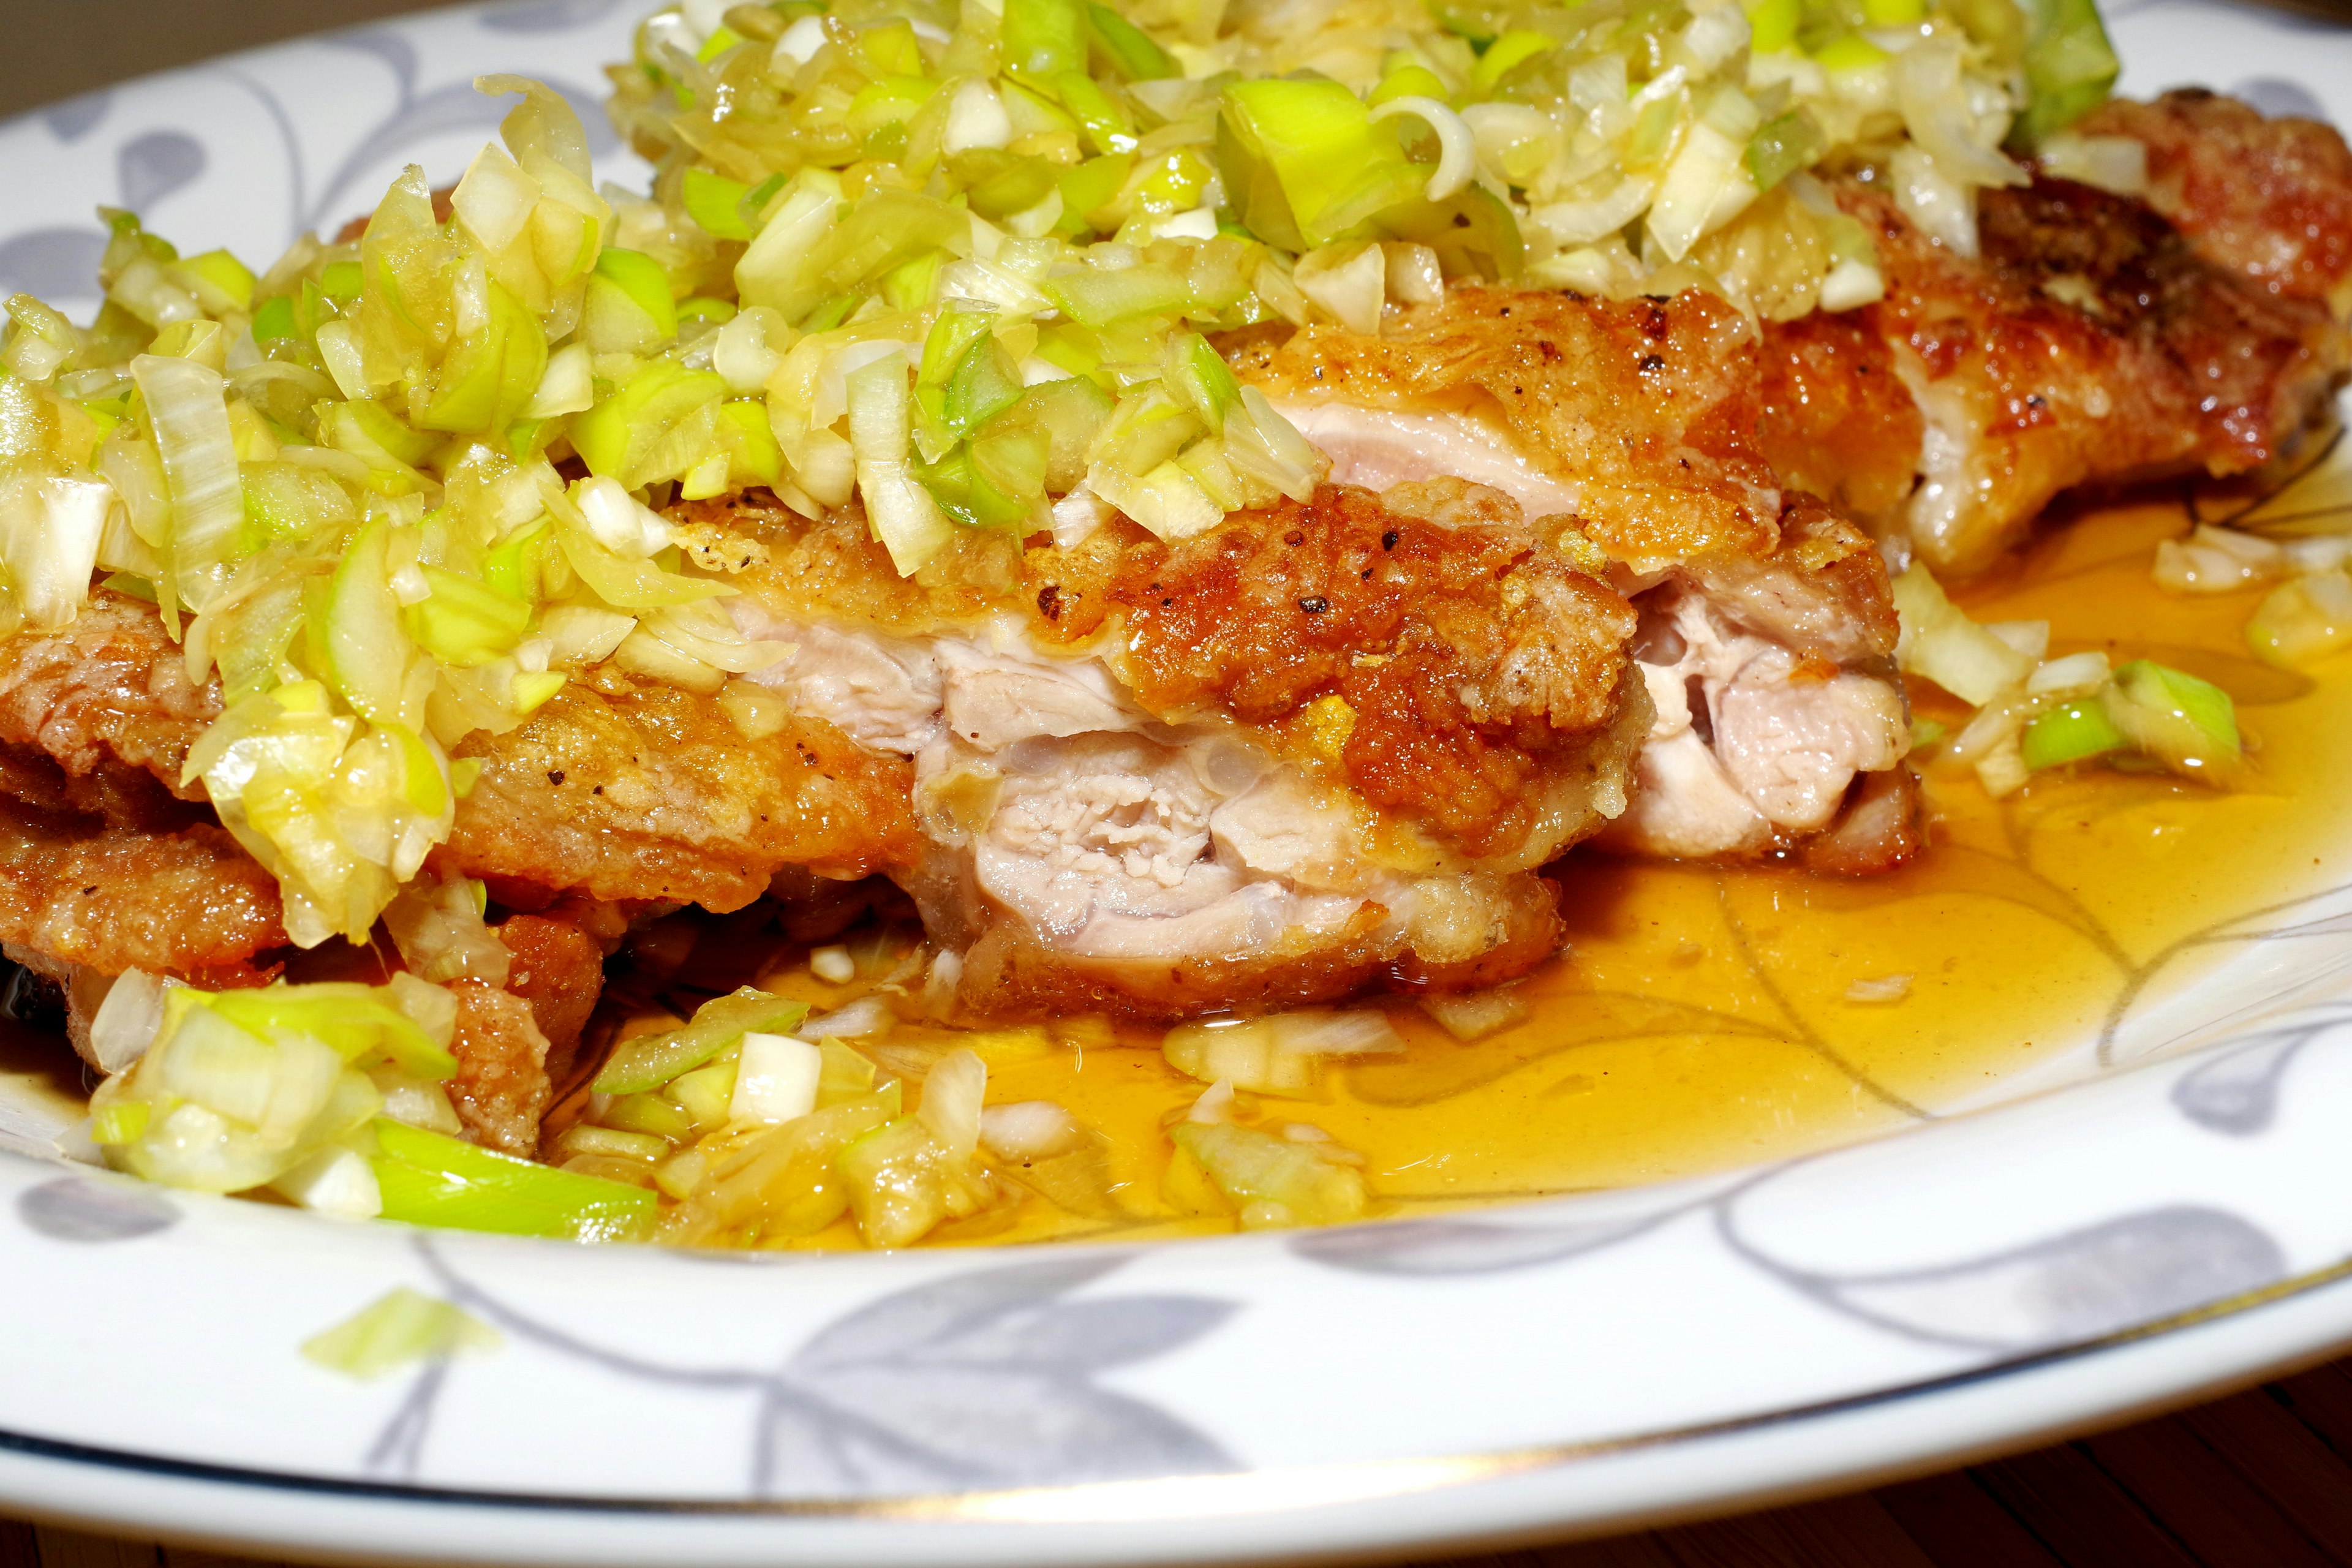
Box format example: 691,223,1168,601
688,466,2352,1248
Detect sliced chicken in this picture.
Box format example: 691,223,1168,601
1757,94,2352,576
719,478,1649,1019
2083,89,2352,316
1226,284,1917,870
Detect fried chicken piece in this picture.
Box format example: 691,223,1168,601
722,480,1646,1019
494,912,604,1085
437,663,918,911
1230,285,1913,867
0,590,218,822
447,978,552,1158
0,797,284,980
2084,89,2352,315
1817,172,2350,575
1757,308,1927,526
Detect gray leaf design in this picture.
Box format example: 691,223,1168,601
1291,1212,1665,1275
117,130,206,214
18,1175,176,1241
2234,77,2327,119
309,77,614,233
0,230,107,300
2171,1020,2334,1134
42,91,110,143
326,30,420,96
759,1257,1236,1496
1752,1206,2285,1351
482,0,633,32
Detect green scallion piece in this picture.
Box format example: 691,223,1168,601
302,1286,500,1380
1085,3,1176,80
372,1119,658,1242
2013,0,2120,147
1001,0,1087,81
594,987,812,1095
2021,698,2126,771
1746,109,1827,191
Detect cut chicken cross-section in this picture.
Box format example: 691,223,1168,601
1228,283,1917,871
722,479,1648,1019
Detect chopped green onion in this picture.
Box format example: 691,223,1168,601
1746,110,1826,192
594,987,812,1095
319,260,363,301
1001,0,1087,81
681,167,755,241
372,1118,657,1242
2248,573,2352,668
1472,30,1555,92
1169,1121,1367,1227
2013,0,2121,148
301,1286,499,1380
2021,698,2125,771
403,565,530,669
1745,0,1801,53
1220,79,1428,248
1085,2,1176,80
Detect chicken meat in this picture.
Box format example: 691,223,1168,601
711,478,1649,1019
1757,92,2352,576
1227,284,1917,869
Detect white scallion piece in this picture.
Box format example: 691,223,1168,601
270,1145,383,1219
918,1047,986,1160
87,969,167,1074
979,1101,1085,1162
809,945,855,984
729,1032,823,1126
1845,973,1914,1005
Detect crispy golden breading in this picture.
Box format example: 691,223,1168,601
2086,89,2352,314
495,913,605,1081
0,591,217,819
1102,481,1637,862
1831,172,2348,573
1757,309,1928,525
447,978,552,1158
0,592,918,971
0,797,284,979
1234,285,1781,567
438,664,918,911
1225,287,1913,870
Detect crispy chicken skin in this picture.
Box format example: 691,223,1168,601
1801,172,2350,575
721,480,1648,1019
1756,94,2352,575
0,590,219,827
2084,89,2352,315
0,798,282,980
1230,285,1916,869
0,592,915,917
437,663,918,911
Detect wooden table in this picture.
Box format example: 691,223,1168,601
7,0,2352,1561
11,1355,2352,1563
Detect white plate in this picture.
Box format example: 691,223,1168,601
4,4,2352,1562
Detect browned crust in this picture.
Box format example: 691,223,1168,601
439,664,919,910
495,913,604,1082
1100,481,1636,862
0,590,219,809
2085,89,2352,312
1233,285,1784,566
448,978,552,1158
0,798,284,978
1756,309,1926,522
1841,171,2348,572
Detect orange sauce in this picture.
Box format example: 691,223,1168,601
668,454,2352,1250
